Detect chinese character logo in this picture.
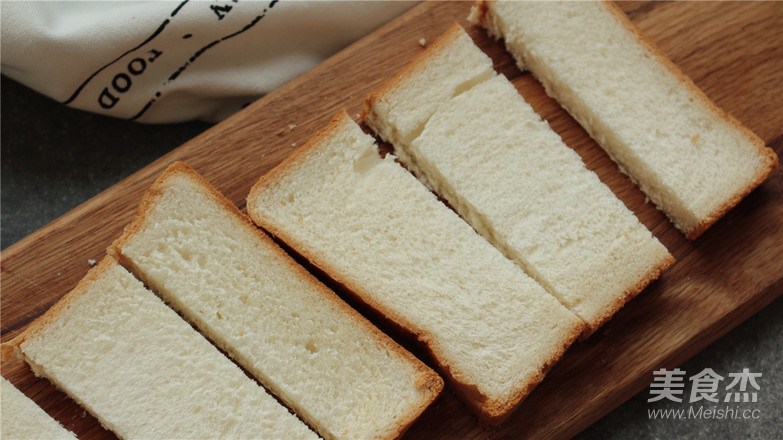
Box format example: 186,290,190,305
647,368,762,404
689,368,724,403
724,368,762,403
648,368,687,402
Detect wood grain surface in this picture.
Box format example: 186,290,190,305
2,2,781,439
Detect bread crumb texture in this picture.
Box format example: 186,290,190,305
249,110,583,424
364,24,672,334
1,377,77,440
6,258,317,439
471,0,777,239
112,163,441,440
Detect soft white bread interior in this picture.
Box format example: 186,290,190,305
247,110,584,425
109,162,442,440
469,0,778,239
365,24,495,149
1,377,77,440
1,258,317,440
364,24,673,334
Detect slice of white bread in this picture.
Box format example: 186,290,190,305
1,377,77,440
108,162,442,440
469,0,778,240
364,24,674,334
1,258,317,440
247,110,584,425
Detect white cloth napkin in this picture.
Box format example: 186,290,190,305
1,0,418,123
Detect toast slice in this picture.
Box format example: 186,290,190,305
1,377,77,440
1,258,317,440
364,24,673,334
109,162,442,440
469,0,778,239
247,110,584,425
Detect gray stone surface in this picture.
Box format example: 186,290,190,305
1,75,212,250
2,75,781,439
576,297,782,440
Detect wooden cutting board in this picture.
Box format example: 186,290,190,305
2,2,781,439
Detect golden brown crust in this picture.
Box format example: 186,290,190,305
1,257,118,362
681,148,777,240
117,160,442,439
474,314,584,427
581,251,676,340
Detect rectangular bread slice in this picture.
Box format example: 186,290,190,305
1,377,77,440
1,258,317,440
247,109,584,426
469,0,778,240
364,24,674,334
108,162,442,440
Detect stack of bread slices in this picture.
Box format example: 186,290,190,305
2,1,777,437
